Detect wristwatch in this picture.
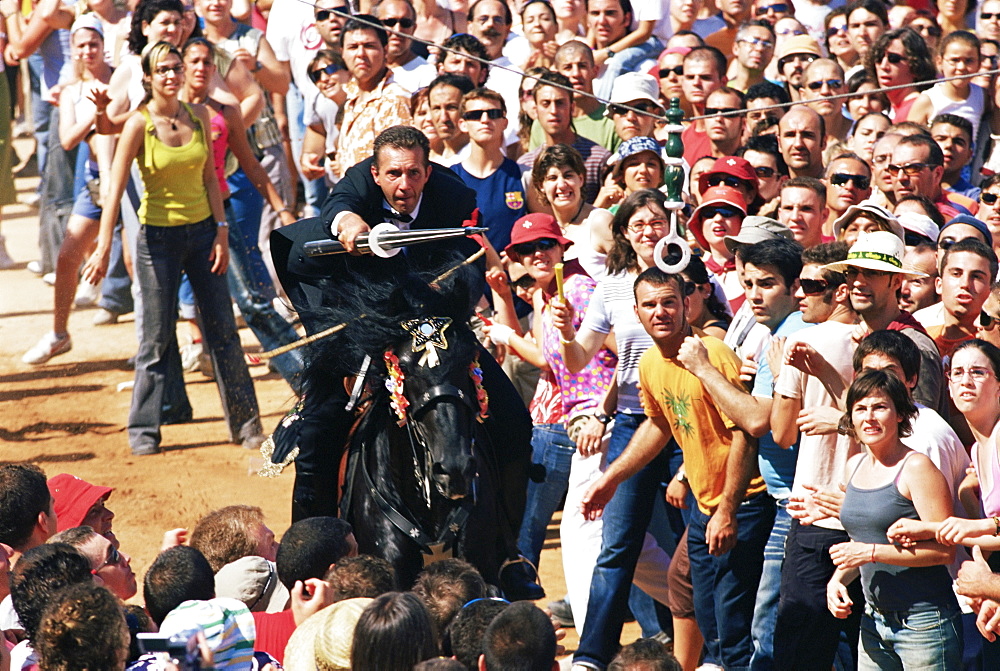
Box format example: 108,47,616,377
594,413,614,425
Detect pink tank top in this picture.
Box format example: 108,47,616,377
973,427,1000,516
209,106,229,196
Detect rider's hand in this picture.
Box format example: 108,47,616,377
337,214,371,255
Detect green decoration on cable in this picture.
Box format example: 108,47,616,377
654,97,693,274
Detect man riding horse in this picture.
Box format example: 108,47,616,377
269,125,541,599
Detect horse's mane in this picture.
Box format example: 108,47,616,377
300,251,482,391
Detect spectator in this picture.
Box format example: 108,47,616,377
656,46,690,117
376,0,437,93
596,136,665,210
427,73,477,166
0,464,57,567
452,87,527,253
869,132,904,208
34,583,129,671
900,241,941,313
411,558,486,642
437,33,490,88
777,105,825,179
446,598,508,670
516,71,612,205
518,0,558,71
930,114,981,201
738,134,788,209
214,555,289,613
47,473,114,541
847,111,889,165
190,505,279,573
688,186,747,302
585,0,663,100
894,195,945,244
865,27,935,122
313,0,351,50
745,80,789,134
468,0,522,137
824,154,872,237
978,175,1000,257
774,34,820,102
680,46,727,165
158,597,257,669
481,601,557,671
911,33,985,145
889,134,978,221
832,200,903,253
800,58,849,144
281,596,371,671
779,177,829,248
728,20,776,94
607,638,681,671
702,87,746,159
825,8,858,75
546,41,618,151
846,0,888,64
605,72,662,151
49,526,137,600
143,546,216,626
324,555,397,601
275,517,356,591
300,49,350,185
696,155,763,216
335,15,412,178
925,238,998,360
351,592,438,670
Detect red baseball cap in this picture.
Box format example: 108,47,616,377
689,186,747,251
504,213,573,256
696,156,760,198
48,473,112,532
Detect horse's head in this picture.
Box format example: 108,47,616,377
385,317,486,500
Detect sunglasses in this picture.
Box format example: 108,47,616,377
914,23,943,36
799,277,832,295
461,108,504,121
755,2,788,14
939,236,960,251
754,165,777,178
830,172,871,189
883,52,906,65
887,162,929,176
608,101,660,116
704,107,742,116
309,63,342,83
826,25,848,37
806,78,843,90
982,192,999,205
93,545,122,572
981,310,1000,328
315,7,348,21
659,65,683,78
738,36,774,50
382,17,415,28
904,231,933,247
701,205,741,219
511,238,559,255
983,12,1000,20
707,175,745,188
777,27,805,36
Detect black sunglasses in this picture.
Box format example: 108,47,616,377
382,17,415,28
915,23,943,36
701,205,741,219
608,101,660,116
982,192,999,205
704,107,741,116
659,65,683,78
830,173,870,189
799,277,832,295
461,108,504,121
707,175,745,188
754,165,777,178
806,78,843,90
904,231,933,247
315,7,348,21
983,12,1000,20
755,2,788,14
939,237,959,251
982,310,1000,328
826,25,848,37
309,63,342,83
883,52,906,65
511,238,559,255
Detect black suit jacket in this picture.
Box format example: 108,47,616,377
271,158,480,335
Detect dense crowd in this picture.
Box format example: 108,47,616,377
10,0,1000,668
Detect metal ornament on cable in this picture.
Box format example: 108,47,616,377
654,97,693,274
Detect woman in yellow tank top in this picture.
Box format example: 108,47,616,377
82,41,264,456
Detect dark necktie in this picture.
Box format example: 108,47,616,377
383,209,413,224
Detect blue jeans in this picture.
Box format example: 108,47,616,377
859,604,962,671
226,169,274,302
688,491,775,671
129,219,262,451
517,423,575,568
574,412,673,669
287,83,327,216
750,499,791,671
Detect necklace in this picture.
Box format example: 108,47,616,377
150,105,181,131
558,199,585,229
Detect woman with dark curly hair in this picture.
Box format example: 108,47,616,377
865,27,936,122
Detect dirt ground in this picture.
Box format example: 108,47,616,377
0,136,643,657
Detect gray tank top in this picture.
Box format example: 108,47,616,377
840,453,956,611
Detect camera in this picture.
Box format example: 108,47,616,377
137,628,202,670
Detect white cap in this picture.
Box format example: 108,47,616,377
896,211,940,244
604,72,661,117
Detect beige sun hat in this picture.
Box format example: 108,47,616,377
822,230,928,278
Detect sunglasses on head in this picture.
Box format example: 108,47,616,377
511,238,559,255
830,172,870,189
461,108,504,121
806,78,843,90
799,277,833,295
755,2,788,14
382,16,415,28
609,101,660,116
659,65,683,78
308,63,342,83
982,192,999,205
707,175,745,189
315,7,348,21
701,205,741,219
883,52,906,65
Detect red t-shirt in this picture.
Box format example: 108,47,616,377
252,609,296,664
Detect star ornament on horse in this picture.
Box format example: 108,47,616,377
402,317,452,368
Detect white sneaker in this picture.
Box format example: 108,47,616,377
26,260,43,275
180,341,203,373
92,308,120,325
74,278,100,307
42,273,56,286
0,236,15,270
22,332,72,365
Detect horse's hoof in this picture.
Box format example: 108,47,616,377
499,557,545,602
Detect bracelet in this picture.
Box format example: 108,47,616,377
993,516,1000,536
559,334,574,345
217,220,229,228
870,543,876,563
278,207,293,215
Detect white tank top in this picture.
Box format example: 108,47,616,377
925,83,985,141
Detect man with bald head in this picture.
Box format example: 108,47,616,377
376,0,436,92
800,59,850,143
778,106,826,179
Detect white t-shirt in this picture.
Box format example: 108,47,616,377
903,405,969,515
390,55,437,94
485,55,523,147
632,0,670,42
913,301,946,330
774,321,858,530
265,0,324,96
724,300,771,363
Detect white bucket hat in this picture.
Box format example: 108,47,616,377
823,231,928,278
603,72,661,118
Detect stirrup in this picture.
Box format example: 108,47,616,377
498,555,545,602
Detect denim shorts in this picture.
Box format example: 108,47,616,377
859,603,962,671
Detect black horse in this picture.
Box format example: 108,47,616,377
289,254,535,593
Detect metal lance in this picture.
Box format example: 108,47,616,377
304,223,490,257
654,97,693,274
